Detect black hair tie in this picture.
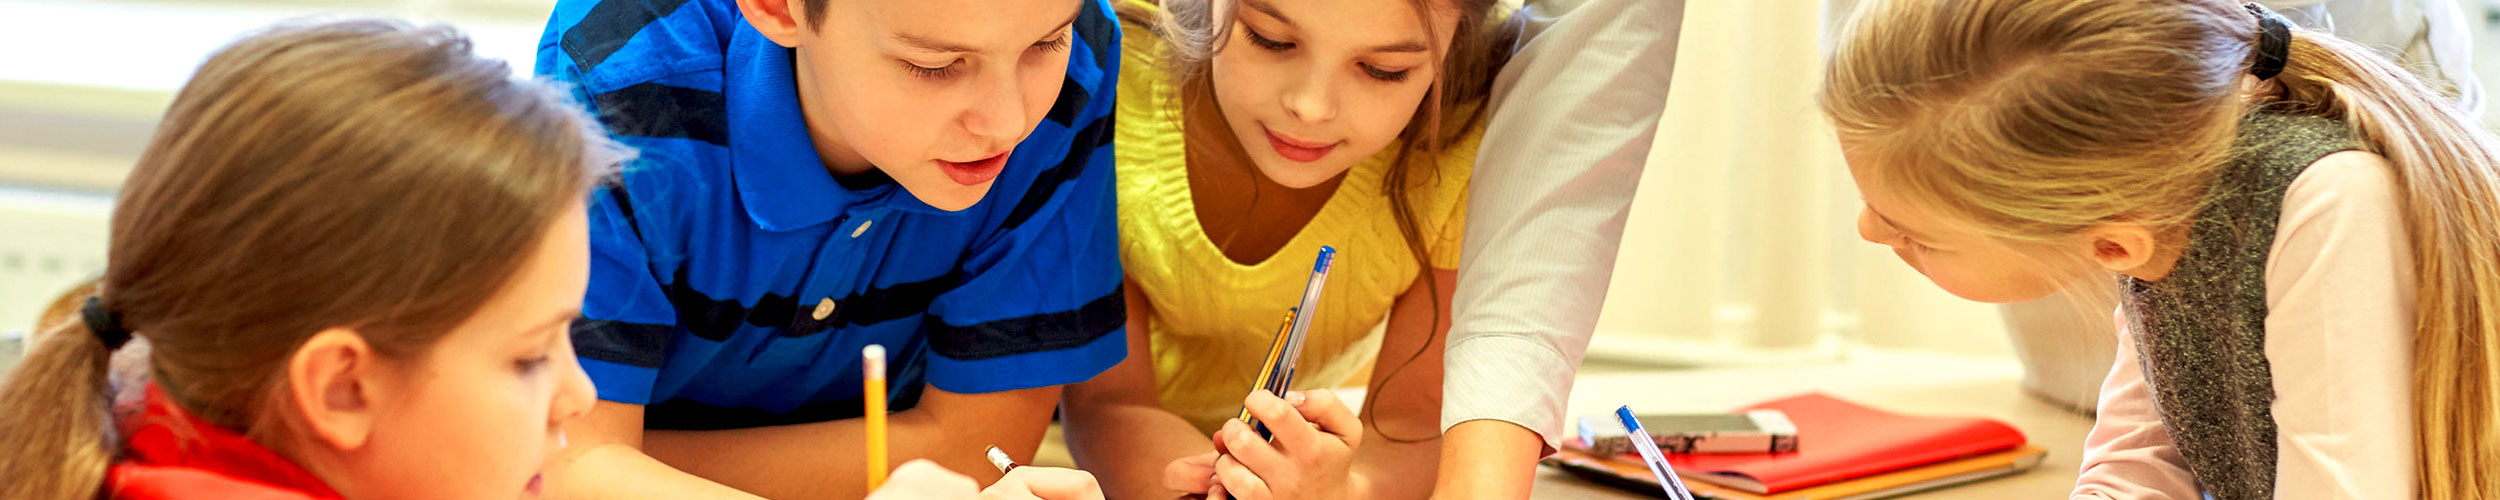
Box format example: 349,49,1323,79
81,296,132,350
2244,3,2292,80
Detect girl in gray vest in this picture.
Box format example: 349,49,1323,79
1819,0,2500,499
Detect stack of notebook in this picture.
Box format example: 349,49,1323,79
1545,393,2048,500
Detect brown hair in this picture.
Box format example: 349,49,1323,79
1820,0,2500,497
799,0,829,30
0,18,622,500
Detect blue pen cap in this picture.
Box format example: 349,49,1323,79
1314,246,1335,273
1615,405,1642,432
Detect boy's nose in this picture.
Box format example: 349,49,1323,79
961,70,1033,143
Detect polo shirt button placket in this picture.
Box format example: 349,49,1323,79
808,217,870,328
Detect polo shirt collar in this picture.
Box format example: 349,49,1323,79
724,25,935,231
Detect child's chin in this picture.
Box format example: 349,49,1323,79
1940,281,2053,304
899,182,992,212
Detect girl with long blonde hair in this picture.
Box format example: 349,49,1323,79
1821,0,2499,498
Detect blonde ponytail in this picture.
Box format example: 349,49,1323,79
0,313,126,500
2268,30,2500,500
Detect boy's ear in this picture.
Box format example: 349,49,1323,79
737,0,810,48
286,328,387,451
2077,224,2160,274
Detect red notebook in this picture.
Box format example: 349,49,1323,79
1659,393,2029,493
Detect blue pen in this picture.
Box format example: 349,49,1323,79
1277,247,1332,384
1617,405,1698,500
1245,247,1334,439
1230,246,1330,437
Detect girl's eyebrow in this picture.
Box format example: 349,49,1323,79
1242,0,1296,28
1242,0,1428,55
1362,41,1430,54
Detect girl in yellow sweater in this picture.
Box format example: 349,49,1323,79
1058,0,1511,498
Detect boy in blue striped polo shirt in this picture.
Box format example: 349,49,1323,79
529,0,1122,498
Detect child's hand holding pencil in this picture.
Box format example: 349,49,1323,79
1201,390,1362,500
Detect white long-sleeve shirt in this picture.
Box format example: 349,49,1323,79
2072,151,2419,499
1438,0,1683,450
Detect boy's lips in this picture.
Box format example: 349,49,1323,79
1263,126,1338,163
936,152,1010,186
525,474,542,498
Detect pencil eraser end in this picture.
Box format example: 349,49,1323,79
862,344,887,377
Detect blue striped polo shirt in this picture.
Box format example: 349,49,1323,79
532,0,1125,430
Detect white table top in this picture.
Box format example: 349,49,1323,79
1531,349,2095,498
1032,349,2096,499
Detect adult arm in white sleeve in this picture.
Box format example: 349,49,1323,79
1431,0,1683,497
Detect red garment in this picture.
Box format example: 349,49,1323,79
104,385,342,500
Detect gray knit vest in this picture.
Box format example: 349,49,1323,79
2117,111,2361,500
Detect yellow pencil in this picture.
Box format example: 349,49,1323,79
1237,308,1297,424
864,344,889,490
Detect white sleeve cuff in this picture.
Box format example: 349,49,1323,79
1442,331,1580,452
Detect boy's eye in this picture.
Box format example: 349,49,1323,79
1032,34,1072,54
1243,26,1294,51
904,59,962,80
1360,63,1410,82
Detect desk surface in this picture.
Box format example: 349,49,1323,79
1530,350,2094,498
1033,349,2096,499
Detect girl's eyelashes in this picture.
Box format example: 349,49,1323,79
1236,25,1412,82
516,355,552,374
1904,237,1940,253
1360,63,1411,82
1234,23,1413,83
1243,26,1295,51
516,321,572,374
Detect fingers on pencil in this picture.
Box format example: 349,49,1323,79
1210,422,1236,455
1213,454,1270,500
1288,390,1361,445
1164,453,1218,494
1241,391,1317,449
1219,423,1293,484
